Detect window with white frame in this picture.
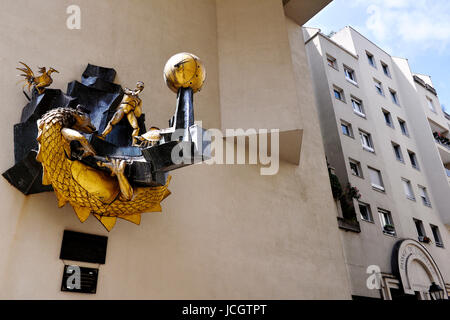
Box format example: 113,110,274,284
344,66,357,85
351,97,365,117
414,219,426,239
402,178,415,201
408,150,419,169
359,202,373,222
341,120,354,138
431,224,444,247
369,167,384,191
418,185,431,207
367,51,376,68
333,86,345,102
427,96,436,112
360,130,375,153
379,209,396,235
381,62,391,77
349,159,363,178
392,142,404,162
327,55,338,69
383,109,394,128
398,118,409,136
374,79,384,96
390,89,399,105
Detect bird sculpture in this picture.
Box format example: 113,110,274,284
17,61,59,94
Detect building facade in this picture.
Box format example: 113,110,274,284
304,26,450,300
0,0,354,299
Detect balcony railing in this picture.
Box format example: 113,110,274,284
445,111,450,121
433,132,450,150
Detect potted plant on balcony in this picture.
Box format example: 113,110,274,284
346,184,361,200
328,167,360,232
422,236,432,244
435,132,450,147
329,170,343,200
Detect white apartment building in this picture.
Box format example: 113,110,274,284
304,26,450,300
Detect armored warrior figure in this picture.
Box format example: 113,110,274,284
98,81,144,146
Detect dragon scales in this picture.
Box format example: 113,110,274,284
36,107,171,231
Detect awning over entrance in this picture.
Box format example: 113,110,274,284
392,239,448,299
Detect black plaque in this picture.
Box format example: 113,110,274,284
59,230,108,264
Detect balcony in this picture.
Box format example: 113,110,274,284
414,75,438,96
434,132,450,150
433,132,450,166
337,217,361,233
283,0,332,25
445,111,450,121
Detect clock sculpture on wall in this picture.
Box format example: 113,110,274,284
3,53,210,231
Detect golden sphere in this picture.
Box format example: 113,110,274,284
163,52,206,94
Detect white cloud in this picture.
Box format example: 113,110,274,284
354,0,450,53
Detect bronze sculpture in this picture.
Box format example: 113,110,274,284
98,81,144,146
16,61,59,94
3,53,210,231
35,106,171,231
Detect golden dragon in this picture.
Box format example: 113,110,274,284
36,107,171,231
17,61,59,94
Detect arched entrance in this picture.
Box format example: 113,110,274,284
392,239,448,300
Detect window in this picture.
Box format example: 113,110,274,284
392,142,404,162
333,86,345,102
414,219,426,238
349,159,363,178
341,120,353,137
408,151,419,169
398,118,409,136
402,178,415,201
359,202,373,222
351,97,365,117
427,97,436,112
390,89,399,105
360,130,375,153
379,209,396,235
431,225,444,247
418,186,431,207
327,55,337,69
381,62,391,77
367,51,376,68
383,109,394,127
344,66,357,85
374,79,384,96
369,167,384,191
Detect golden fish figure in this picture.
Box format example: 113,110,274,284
17,61,59,94
36,107,171,231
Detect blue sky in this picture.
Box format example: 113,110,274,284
305,0,450,112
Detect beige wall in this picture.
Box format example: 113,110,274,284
216,0,301,131
0,0,351,299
